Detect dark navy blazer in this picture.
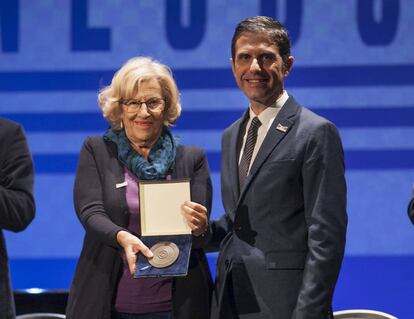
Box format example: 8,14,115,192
0,118,35,319
210,97,348,319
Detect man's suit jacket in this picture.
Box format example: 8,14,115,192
210,97,347,319
66,136,213,319
0,118,35,319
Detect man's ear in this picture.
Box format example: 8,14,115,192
283,56,294,76
230,57,235,74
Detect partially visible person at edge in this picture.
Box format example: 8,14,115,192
408,186,414,224
207,16,348,319
0,118,35,319
65,57,213,319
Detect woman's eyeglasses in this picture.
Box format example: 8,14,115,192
120,98,165,113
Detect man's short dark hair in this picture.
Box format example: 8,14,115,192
231,16,292,69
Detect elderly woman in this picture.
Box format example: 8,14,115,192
66,57,213,319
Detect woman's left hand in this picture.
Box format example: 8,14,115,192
182,201,208,237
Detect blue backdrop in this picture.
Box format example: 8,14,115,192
1,0,414,317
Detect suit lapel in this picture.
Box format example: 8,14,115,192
227,111,249,208
107,140,129,221
238,97,300,201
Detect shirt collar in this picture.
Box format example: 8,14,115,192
248,90,289,125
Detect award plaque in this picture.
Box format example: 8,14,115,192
134,179,192,278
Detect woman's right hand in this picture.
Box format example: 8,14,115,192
116,230,153,274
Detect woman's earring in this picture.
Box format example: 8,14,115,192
120,121,124,129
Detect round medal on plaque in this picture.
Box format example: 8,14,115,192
148,241,180,268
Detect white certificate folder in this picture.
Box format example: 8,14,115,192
134,179,192,278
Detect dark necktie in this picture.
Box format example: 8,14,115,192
238,117,262,188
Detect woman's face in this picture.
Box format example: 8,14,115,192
120,78,166,150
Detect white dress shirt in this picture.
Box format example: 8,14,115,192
238,90,289,174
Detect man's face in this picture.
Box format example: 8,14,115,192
232,32,293,109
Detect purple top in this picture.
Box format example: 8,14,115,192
113,168,172,314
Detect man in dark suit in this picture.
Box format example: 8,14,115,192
209,16,348,319
0,118,35,318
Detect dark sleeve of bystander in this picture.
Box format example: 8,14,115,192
0,119,35,232
408,190,414,225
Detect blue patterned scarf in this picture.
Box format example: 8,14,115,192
103,127,177,180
